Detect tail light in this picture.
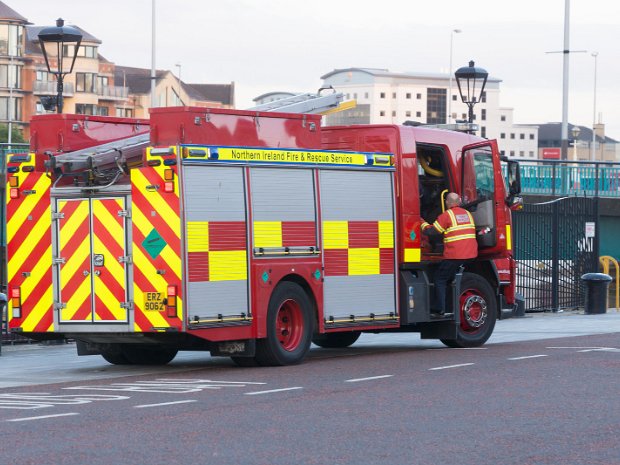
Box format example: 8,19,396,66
11,287,21,318
164,169,175,193
166,285,177,318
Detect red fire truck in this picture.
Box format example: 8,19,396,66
5,105,521,366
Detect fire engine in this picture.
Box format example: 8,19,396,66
5,95,522,366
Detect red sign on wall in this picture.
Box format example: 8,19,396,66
542,148,561,159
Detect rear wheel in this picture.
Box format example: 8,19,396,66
121,345,178,365
255,281,313,366
312,331,361,348
441,272,497,348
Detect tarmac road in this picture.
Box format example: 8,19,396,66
1,310,620,465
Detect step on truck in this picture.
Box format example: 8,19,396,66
5,106,522,365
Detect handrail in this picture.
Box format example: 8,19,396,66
599,255,619,310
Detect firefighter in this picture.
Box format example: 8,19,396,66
421,192,477,317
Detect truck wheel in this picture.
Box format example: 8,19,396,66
122,345,178,365
100,345,130,365
255,281,313,366
441,272,497,348
312,331,361,348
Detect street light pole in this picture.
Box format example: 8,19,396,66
175,62,182,105
572,126,580,161
151,0,157,108
448,28,461,123
591,52,598,161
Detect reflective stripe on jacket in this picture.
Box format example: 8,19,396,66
430,206,477,259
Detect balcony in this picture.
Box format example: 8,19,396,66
98,85,129,101
33,81,75,96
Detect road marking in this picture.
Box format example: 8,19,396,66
134,400,197,409
244,387,303,396
0,393,129,410
428,363,474,371
64,379,266,394
345,375,394,383
6,412,80,422
508,355,549,360
577,348,620,353
547,346,614,349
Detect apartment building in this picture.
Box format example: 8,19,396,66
320,67,538,159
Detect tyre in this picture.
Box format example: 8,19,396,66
312,331,361,348
100,345,130,365
441,272,497,348
121,345,178,365
255,281,313,366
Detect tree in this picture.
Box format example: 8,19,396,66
0,124,26,144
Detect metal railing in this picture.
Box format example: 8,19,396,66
33,81,75,96
599,256,620,310
98,85,129,100
519,160,620,198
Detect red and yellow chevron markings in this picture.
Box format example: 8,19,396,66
131,147,182,332
6,154,53,332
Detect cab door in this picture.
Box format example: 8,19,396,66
55,197,129,323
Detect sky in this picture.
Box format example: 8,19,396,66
14,0,620,138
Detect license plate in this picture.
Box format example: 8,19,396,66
143,292,165,311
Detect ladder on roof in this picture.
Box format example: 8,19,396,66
248,87,351,114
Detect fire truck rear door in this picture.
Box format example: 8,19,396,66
55,197,129,323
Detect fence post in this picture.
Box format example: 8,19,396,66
552,163,556,196
551,200,560,312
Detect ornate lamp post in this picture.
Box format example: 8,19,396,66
572,126,580,160
37,18,83,113
454,60,488,124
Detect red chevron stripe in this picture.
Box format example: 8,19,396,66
132,226,181,282
93,294,120,321
8,224,52,286
135,166,180,213
58,255,91,303
32,308,54,332
7,195,53,251
131,187,181,256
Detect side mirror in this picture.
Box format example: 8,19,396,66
507,160,521,196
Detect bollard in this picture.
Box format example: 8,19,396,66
581,273,612,314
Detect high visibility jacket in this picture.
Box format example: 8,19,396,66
422,206,478,259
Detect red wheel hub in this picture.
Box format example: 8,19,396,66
276,299,304,351
459,289,488,333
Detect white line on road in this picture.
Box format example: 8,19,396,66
508,355,549,360
244,387,303,396
6,412,79,422
345,375,394,383
134,400,197,409
428,363,475,371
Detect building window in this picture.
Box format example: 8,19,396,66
406,93,411,99
529,151,535,157
519,151,524,157
380,92,386,99
510,133,515,139
97,76,109,90
353,93,357,99
529,134,535,140
0,24,24,56
379,110,385,116
481,109,486,121
416,93,422,99
510,150,515,157
481,126,486,138
76,73,97,93
481,91,487,103
116,107,134,118
392,92,396,99
364,92,369,99
500,115,506,122
405,111,411,117
500,133,506,139
76,104,109,116
426,88,446,124
0,64,20,88
520,133,525,139
0,96,22,120
462,113,467,120
452,95,457,101
416,111,421,117
36,70,54,81
64,44,97,58
392,111,396,117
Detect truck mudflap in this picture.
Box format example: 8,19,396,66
6,154,54,333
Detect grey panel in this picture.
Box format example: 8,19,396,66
320,170,393,221
324,274,396,319
184,166,245,222
250,168,315,221
471,199,495,229
188,280,248,320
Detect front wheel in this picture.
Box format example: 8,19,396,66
255,281,313,366
441,273,497,348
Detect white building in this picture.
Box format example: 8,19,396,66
320,68,538,159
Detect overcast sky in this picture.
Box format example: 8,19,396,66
15,0,620,138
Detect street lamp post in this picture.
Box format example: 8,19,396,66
175,62,182,105
454,60,488,124
37,18,82,113
591,52,598,161
447,28,461,123
572,126,580,161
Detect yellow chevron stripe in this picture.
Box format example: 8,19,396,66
93,199,125,250
61,277,92,321
20,285,53,332
58,200,89,251
93,276,126,321
6,175,51,241
7,204,53,283
131,205,181,280
253,221,282,248
187,221,209,252
92,235,125,289
60,235,90,288
131,169,181,237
